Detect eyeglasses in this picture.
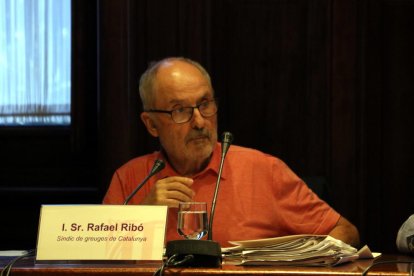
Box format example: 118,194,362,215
145,98,218,124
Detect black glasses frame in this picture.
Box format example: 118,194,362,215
144,98,218,124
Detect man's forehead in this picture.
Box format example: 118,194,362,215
155,73,212,98
167,91,213,104
157,61,204,81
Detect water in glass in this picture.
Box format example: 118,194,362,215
177,202,208,240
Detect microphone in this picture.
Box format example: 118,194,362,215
165,132,234,268
123,159,165,205
220,131,234,158
208,131,233,240
396,214,414,254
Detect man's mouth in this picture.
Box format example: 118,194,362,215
190,136,207,142
187,134,209,144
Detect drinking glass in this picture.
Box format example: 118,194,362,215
177,202,208,240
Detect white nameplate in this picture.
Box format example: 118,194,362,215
36,205,168,261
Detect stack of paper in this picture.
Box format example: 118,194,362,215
222,235,376,266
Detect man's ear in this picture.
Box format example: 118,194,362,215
140,112,159,137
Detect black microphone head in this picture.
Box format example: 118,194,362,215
150,159,165,175
123,159,165,205
221,131,234,145
220,132,234,158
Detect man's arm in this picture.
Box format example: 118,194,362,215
328,216,360,248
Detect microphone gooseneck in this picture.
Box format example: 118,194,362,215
123,159,165,205
208,131,234,240
165,132,233,268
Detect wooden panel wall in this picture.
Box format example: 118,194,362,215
356,0,414,252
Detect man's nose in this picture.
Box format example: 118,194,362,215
190,108,205,129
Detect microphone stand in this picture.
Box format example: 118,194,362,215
124,159,165,205
165,132,233,268
208,132,233,240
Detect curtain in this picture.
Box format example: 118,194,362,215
0,0,71,125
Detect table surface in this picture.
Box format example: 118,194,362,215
1,253,413,276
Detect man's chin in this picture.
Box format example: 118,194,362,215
187,143,213,159
187,137,211,149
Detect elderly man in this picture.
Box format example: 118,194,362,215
103,57,360,247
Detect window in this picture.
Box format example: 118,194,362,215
0,0,71,125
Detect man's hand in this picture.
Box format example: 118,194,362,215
141,176,195,207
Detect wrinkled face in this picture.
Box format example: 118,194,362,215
141,60,218,173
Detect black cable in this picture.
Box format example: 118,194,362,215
153,254,195,276
0,249,36,276
168,254,194,267
361,260,414,276
153,260,167,276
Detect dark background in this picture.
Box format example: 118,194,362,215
1,0,413,254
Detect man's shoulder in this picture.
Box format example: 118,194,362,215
224,144,296,179
227,144,282,163
229,144,271,156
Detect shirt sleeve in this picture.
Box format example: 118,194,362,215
102,170,126,204
271,157,340,235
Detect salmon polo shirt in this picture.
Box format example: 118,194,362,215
103,143,340,247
